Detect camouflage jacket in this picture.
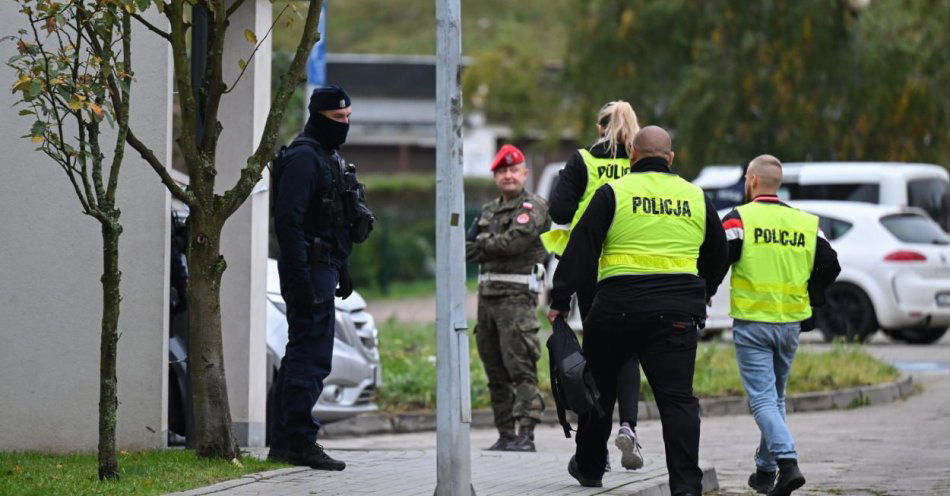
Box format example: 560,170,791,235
466,189,551,297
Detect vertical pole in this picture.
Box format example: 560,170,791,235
435,0,472,494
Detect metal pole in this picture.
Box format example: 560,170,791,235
434,0,472,494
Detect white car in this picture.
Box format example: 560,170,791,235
694,162,950,231
706,201,950,344
265,259,381,423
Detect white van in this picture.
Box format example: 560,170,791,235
694,162,950,231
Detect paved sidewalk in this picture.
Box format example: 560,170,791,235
174,426,717,495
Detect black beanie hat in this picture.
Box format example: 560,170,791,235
309,85,351,114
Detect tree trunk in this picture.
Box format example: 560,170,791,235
186,213,239,459
98,221,122,480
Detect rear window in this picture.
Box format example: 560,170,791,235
880,213,950,245
817,216,854,241
787,183,879,203
907,179,950,231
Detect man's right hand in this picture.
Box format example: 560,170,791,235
547,308,569,324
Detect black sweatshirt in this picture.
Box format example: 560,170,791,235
711,195,841,307
549,142,629,225
549,157,729,319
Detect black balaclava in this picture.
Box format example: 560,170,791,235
305,85,351,150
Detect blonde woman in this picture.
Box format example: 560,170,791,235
546,101,644,471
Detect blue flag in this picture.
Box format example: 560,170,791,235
306,2,328,86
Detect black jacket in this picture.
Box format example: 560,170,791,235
711,195,841,308
273,130,353,283
550,157,729,319
549,142,629,225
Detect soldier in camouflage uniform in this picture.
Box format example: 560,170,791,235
466,144,551,452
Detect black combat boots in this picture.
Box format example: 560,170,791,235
268,442,346,471
508,423,536,452
486,428,517,451
769,459,805,496
748,468,777,494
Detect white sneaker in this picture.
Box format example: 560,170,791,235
615,425,643,470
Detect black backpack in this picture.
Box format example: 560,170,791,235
269,136,322,214
547,317,605,438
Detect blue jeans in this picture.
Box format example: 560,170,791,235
732,319,800,471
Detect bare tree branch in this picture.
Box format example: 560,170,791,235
105,11,133,202
221,0,323,217
223,3,290,94
126,129,195,205
130,12,171,42
225,0,247,19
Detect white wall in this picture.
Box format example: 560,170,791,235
0,9,172,451
216,0,271,447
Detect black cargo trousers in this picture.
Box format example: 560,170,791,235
575,310,703,496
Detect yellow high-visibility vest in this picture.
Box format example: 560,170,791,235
730,202,818,323
598,172,706,280
541,149,631,255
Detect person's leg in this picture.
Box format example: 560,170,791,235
617,356,641,426
732,320,796,471
772,323,801,460
475,298,515,441
574,316,625,481
281,263,338,449
637,312,703,495
496,294,543,435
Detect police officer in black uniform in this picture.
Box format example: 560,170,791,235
267,86,373,471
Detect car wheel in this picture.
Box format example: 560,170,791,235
816,283,877,343
893,326,948,345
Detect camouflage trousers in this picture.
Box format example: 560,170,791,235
475,292,544,430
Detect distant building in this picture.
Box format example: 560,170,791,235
324,53,575,181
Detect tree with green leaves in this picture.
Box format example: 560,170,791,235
118,0,323,459
7,0,136,480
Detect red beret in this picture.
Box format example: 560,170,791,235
490,144,525,172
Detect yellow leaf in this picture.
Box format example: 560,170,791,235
244,29,257,44
68,97,83,110
237,59,247,70
31,135,43,143
88,102,104,118
231,458,243,468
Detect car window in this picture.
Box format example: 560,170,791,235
880,213,950,245
787,183,880,203
817,215,854,241
907,179,950,232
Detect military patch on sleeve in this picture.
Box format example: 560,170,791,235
516,213,530,224
522,201,534,210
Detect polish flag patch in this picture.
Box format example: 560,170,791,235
522,202,534,210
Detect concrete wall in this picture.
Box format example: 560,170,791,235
0,10,172,450
216,0,271,447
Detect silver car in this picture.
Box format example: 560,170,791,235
265,259,381,423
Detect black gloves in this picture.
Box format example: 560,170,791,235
287,276,315,311
800,314,816,332
466,213,481,242
336,267,354,299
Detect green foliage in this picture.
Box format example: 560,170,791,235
344,175,498,293
377,322,899,411
0,450,286,496
562,0,950,173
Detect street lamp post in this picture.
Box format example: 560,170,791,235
434,0,474,494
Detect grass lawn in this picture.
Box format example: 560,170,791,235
358,278,479,302
0,450,287,496
376,320,900,411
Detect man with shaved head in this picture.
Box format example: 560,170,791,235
712,154,840,496
549,125,728,495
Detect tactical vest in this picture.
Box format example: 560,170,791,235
730,202,818,323
598,172,706,281
541,149,631,255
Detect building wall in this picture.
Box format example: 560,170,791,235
0,9,172,451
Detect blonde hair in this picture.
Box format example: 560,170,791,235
593,101,640,158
